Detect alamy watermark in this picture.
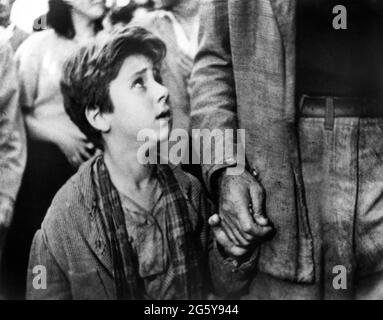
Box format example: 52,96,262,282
136,126,246,176
32,14,48,31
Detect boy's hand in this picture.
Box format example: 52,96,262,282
209,214,249,258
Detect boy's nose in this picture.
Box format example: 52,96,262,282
154,82,169,105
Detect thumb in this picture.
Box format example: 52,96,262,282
208,214,221,227
209,215,231,248
249,184,269,227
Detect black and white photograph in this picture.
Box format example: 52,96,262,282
1,0,383,305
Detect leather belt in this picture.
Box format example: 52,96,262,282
299,95,383,130
299,95,382,118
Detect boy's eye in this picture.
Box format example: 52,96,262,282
133,77,145,88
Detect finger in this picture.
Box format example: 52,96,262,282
254,224,274,240
228,246,248,257
234,194,262,237
208,214,221,227
220,200,256,242
221,213,253,246
210,223,248,257
75,131,88,141
219,217,241,246
237,206,273,239
210,214,252,246
249,202,269,226
210,223,232,249
249,184,270,226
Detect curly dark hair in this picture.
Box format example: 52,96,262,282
47,0,104,39
60,26,167,149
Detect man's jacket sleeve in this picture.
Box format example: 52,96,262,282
190,0,242,192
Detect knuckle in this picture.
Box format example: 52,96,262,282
243,233,255,241
241,222,253,233
233,248,246,257
258,227,273,238
221,202,232,213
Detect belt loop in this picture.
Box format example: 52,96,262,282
325,97,334,130
299,94,307,112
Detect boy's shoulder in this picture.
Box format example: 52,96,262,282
41,158,96,238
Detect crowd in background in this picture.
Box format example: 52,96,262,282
0,0,200,299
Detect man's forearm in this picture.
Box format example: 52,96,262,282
191,0,240,190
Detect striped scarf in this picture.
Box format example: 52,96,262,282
92,155,203,299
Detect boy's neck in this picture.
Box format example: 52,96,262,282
103,144,155,194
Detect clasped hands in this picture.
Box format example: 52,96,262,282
208,169,275,260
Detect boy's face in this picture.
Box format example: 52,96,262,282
107,54,171,148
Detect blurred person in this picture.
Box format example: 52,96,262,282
0,0,29,51
9,0,48,34
134,0,155,19
1,0,106,299
0,25,26,296
103,0,155,32
131,0,201,178
0,0,11,27
103,0,137,32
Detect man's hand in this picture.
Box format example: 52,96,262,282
209,214,248,257
216,168,274,249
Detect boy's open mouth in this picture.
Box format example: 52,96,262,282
156,109,172,121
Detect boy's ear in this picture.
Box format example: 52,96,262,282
85,106,111,133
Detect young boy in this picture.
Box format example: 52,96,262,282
26,27,258,300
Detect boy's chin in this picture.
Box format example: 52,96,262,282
155,124,171,143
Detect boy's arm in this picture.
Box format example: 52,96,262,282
198,191,258,298
26,229,71,300
208,228,259,298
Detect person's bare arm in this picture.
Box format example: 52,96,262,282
24,113,94,168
